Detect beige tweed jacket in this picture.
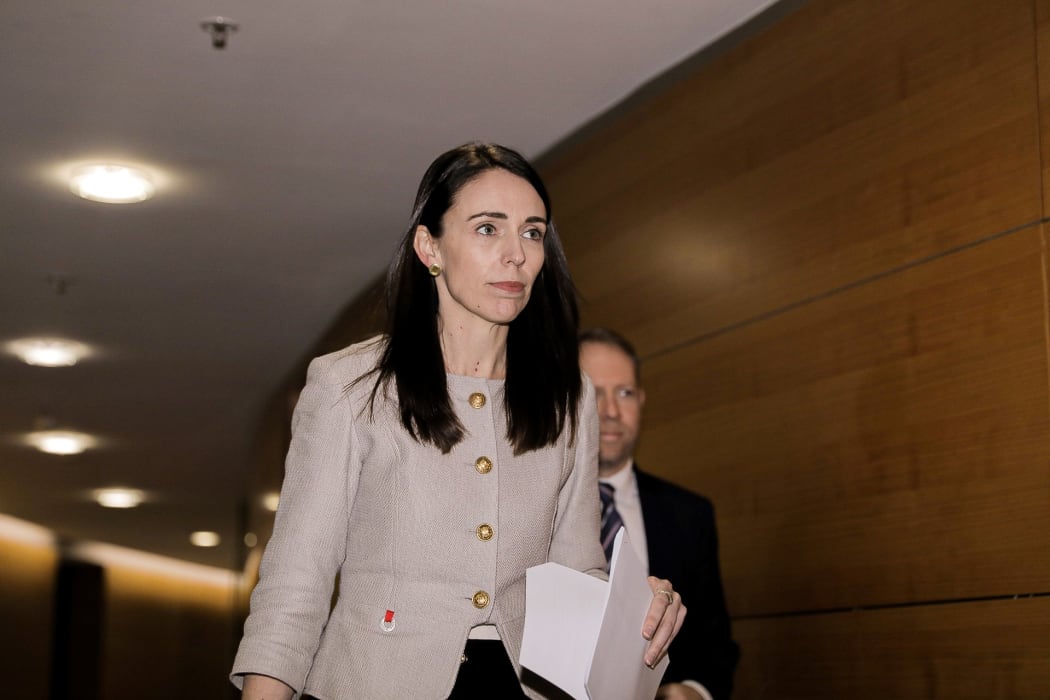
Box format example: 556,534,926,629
231,338,606,699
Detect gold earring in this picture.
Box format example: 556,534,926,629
428,263,442,277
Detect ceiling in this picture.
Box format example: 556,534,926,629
0,0,780,569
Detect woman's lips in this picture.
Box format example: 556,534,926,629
492,281,525,293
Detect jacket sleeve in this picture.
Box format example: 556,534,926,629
547,376,608,578
231,355,361,693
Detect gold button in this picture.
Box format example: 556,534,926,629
468,392,486,409
476,524,494,541
472,590,490,609
475,456,493,474
460,654,468,664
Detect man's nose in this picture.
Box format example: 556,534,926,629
598,394,620,418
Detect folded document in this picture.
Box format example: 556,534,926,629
520,528,670,699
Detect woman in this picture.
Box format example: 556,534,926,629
232,143,685,699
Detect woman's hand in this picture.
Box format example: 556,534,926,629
641,576,687,668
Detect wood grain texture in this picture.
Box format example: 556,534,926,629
732,596,1050,700
546,0,1041,358
638,228,1050,615
1036,0,1050,215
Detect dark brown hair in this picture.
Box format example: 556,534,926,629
372,142,581,454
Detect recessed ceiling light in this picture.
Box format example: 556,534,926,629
6,338,90,367
190,531,221,547
262,492,280,512
70,164,155,203
94,488,145,509
25,430,97,455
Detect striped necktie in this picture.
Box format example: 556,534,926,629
599,482,624,566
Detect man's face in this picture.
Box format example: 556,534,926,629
579,341,646,477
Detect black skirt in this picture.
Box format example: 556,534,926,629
302,640,529,699
447,639,529,699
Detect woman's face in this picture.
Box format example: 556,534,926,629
415,168,547,329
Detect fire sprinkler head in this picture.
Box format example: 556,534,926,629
200,17,239,49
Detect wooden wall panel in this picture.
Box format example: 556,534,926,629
638,228,1050,615
102,566,237,700
544,0,1041,358
733,596,1050,700
1037,0,1050,213
0,527,55,699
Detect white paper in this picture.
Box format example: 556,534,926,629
520,528,670,699
520,562,608,698
587,529,670,699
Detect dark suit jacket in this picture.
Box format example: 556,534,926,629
636,466,739,700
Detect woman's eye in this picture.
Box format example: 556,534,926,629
523,227,546,241
476,223,497,235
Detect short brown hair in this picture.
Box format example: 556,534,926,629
579,327,641,385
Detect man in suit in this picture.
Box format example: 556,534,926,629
579,328,739,700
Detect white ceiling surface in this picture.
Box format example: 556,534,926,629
1,0,778,568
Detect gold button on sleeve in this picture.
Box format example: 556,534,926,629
468,392,486,409
472,590,490,609
474,456,493,474
476,524,494,541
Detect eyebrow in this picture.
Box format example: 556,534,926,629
467,211,547,225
